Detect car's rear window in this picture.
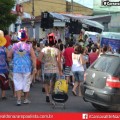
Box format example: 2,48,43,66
91,55,120,74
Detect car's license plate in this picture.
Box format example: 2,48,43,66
85,89,94,95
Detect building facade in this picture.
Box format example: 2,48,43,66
22,0,93,16
19,0,93,40
93,0,120,32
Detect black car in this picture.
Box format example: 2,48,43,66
81,53,120,111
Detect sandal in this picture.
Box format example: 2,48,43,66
1,97,7,100
72,91,77,96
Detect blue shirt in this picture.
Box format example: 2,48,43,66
0,47,8,73
12,42,32,73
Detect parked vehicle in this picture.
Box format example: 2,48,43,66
81,53,120,111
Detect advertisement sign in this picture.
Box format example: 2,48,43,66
101,37,120,50
84,31,100,43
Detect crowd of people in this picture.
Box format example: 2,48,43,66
0,29,120,106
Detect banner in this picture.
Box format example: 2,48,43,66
101,37,120,51
0,113,120,120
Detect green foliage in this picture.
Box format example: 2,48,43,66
0,0,17,30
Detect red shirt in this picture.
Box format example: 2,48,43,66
89,52,98,65
63,47,74,67
4,35,11,48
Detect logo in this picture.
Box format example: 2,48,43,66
102,0,120,6
82,113,88,119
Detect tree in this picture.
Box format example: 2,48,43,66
0,0,17,30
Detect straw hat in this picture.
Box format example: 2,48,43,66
0,36,7,47
0,30,4,37
0,30,7,46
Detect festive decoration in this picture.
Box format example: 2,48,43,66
17,29,28,41
16,4,23,16
48,33,56,43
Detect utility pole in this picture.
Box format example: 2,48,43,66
71,0,73,13
31,0,35,39
32,0,34,17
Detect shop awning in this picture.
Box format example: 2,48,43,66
22,12,32,19
62,13,104,30
80,19,104,30
102,32,120,39
49,12,69,21
40,12,105,31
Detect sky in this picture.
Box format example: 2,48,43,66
66,0,93,9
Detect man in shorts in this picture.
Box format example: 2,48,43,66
63,41,74,84
8,29,37,106
38,33,62,103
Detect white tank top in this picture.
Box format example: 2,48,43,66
72,53,84,72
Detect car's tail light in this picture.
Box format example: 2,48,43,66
106,76,120,88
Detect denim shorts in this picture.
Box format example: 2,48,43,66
73,71,84,82
64,66,73,76
44,73,58,85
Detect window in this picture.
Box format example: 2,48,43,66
91,55,120,74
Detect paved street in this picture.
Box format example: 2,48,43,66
0,82,97,112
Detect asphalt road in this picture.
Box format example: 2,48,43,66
0,82,97,112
